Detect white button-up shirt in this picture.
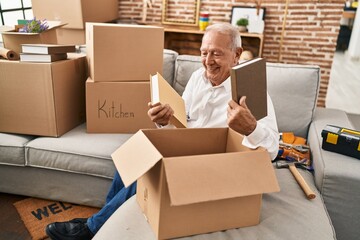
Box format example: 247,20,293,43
181,67,279,160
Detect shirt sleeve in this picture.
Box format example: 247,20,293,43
242,93,279,160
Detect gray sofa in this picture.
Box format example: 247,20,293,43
0,49,359,240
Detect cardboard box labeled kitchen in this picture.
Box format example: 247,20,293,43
86,23,164,82
86,78,155,133
1,22,64,54
0,56,87,137
112,128,280,239
31,0,118,29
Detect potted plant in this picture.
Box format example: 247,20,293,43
236,18,249,32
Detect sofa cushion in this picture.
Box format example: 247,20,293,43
172,56,320,138
266,63,320,138
25,123,132,178
93,168,335,240
0,133,35,166
173,55,203,95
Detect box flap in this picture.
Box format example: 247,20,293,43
111,130,163,187
163,150,280,206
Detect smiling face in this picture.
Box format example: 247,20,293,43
200,31,241,86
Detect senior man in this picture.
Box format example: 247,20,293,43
45,22,279,240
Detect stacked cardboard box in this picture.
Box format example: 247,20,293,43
31,0,119,45
0,55,87,137
85,23,164,133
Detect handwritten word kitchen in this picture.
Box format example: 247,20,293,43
97,100,135,119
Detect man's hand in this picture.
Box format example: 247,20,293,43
227,96,257,136
147,102,174,126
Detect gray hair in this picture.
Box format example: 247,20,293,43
205,23,242,50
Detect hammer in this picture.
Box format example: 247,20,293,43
277,162,316,200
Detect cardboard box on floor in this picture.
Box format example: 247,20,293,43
86,23,164,82
31,0,118,29
112,128,280,239
56,28,85,45
86,78,155,133
0,56,87,137
1,22,64,54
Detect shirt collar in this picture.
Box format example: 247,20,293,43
201,68,232,93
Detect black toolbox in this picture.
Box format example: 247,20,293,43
321,125,360,160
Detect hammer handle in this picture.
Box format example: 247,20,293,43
289,164,316,199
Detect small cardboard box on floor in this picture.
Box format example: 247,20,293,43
31,0,118,29
86,23,164,82
86,78,155,133
0,56,87,137
112,128,280,239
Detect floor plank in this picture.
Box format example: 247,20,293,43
0,193,32,240
0,193,52,240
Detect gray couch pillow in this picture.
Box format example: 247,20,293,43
173,55,203,95
266,63,320,138
162,49,179,86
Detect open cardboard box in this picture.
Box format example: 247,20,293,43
112,128,280,239
1,21,65,54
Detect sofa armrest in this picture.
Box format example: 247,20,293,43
308,107,360,240
308,107,355,191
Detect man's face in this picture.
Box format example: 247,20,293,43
200,31,241,86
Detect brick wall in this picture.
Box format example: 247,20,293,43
118,0,345,107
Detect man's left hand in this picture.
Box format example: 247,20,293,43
227,96,257,136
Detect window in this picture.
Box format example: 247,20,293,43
0,0,33,26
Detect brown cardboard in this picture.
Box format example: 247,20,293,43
112,128,280,239
56,28,85,45
86,23,164,82
1,22,65,54
150,72,187,128
86,78,155,133
0,56,87,137
31,0,118,29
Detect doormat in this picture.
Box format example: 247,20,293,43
13,198,100,240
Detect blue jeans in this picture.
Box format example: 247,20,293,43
87,171,137,234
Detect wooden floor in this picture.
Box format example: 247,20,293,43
326,51,360,115
0,193,32,240
0,193,51,240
